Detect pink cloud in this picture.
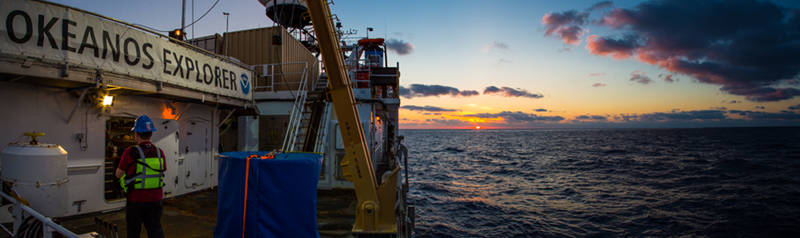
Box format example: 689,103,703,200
585,35,638,59
547,0,800,101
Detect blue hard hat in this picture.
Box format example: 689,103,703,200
132,115,157,132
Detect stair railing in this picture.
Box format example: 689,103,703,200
281,62,310,151
313,102,332,153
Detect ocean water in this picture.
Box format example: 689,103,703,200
400,127,800,237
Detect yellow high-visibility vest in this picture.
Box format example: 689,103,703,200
120,145,165,193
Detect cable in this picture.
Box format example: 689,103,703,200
132,23,171,33
184,0,221,29
131,0,220,33
16,215,42,238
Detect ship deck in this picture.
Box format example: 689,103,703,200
43,189,356,238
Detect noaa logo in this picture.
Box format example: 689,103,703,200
240,73,251,95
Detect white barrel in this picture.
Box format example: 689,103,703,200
1,143,68,217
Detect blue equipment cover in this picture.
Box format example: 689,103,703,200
214,152,322,238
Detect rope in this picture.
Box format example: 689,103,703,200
240,152,279,237
241,154,254,238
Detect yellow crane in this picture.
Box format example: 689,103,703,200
305,0,408,236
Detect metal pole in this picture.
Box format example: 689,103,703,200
191,0,195,39
223,12,230,56
12,202,21,233
181,0,187,32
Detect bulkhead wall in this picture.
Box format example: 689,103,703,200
0,80,220,217
223,26,319,91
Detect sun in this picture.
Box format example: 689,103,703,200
475,125,481,130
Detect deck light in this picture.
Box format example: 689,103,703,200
102,95,114,106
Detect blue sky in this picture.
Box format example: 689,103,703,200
51,0,800,128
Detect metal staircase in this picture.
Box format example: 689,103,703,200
282,74,331,152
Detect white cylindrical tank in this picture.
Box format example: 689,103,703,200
1,141,69,217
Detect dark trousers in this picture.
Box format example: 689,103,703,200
126,201,164,238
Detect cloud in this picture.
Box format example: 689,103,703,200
427,119,472,126
589,72,606,77
493,42,509,50
463,111,564,122
498,58,512,64
576,115,607,120
728,110,800,120
574,0,800,102
399,84,479,98
588,1,613,11
586,34,641,59
542,10,589,45
663,74,675,83
482,41,510,53
593,82,607,87
401,108,800,129
756,105,766,110
789,104,800,110
459,90,480,97
483,86,544,98
619,110,727,121
386,39,414,55
398,85,411,96
629,71,652,84
542,1,613,45
535,108,548,112
401,105,458,112
614,109,799,122
729,100,741,104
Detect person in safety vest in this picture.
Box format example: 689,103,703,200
115,115,166,238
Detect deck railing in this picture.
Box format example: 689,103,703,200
0,191,81,238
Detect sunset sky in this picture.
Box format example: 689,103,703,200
53,0,800,129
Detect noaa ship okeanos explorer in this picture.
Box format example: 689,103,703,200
0,0,412,237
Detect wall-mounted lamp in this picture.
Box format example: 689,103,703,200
102,95,114,106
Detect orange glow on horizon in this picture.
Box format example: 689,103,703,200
475,126,481,129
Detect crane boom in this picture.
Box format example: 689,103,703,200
305,0,400,234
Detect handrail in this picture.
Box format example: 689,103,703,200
0,191,80,238
254,62,316,92
281,62,310,151
313,102,332,153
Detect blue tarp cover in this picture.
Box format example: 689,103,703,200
214,151,322,238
